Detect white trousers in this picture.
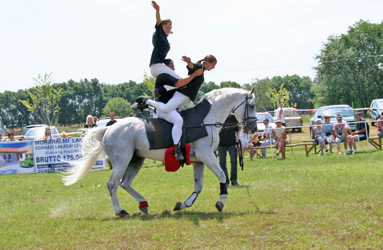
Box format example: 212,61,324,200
152,92,190,144
150,63,181,91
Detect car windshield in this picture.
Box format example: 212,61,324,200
322,108,354,117
256,113,274,123
26,128,59,137
377,101,383,107
96,121,109,127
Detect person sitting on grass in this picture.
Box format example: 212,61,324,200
272,119,287,160
313,119,327,156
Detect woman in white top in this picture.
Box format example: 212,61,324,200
272,119,287,159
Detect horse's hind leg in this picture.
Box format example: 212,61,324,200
174,161,205,211
119,157,148,214
106,148,134,217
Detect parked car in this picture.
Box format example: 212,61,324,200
368,99,383,126
23,124,48,135
309,105,356,139
24,126,60,141
283,108,303,132
255,112,276,136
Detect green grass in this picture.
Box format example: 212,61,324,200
1,147,383,249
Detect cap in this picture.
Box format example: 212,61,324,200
274,118,282,123
336,114,342,119
355,112,362,116
316,119,322,123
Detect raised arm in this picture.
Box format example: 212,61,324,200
182,56,194,69
152,1,161,26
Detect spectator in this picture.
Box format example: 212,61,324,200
272,119,287,159
313,119,327,156
106,112,117,126
217,114,240,186
323,115,334,153
239,127,255,161
84,115,98,129
0,133,3,142
259,118,273,158
60,131,68,138
129,113,135,117
5,132,16,142
250,128,261,157
93,116,98,124
377,111,383,137
347,112,369,154
43,127,53,142
334,114,349,156
275,103,286,126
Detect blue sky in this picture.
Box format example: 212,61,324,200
1,0,382,92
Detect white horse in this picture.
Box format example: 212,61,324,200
63,88,257,216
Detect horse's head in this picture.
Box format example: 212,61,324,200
232,87,258,134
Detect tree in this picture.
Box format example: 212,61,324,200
219,81,241,88
314,20,383,108
271,75,314,109
267,83,296,109
19,73,63,126
102,97,133,117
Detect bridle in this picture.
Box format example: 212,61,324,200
232,92,258,131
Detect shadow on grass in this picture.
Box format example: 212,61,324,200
110,208,276,225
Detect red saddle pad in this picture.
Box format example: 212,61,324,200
164,144,191,172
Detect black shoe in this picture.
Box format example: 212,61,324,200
174,144,185,161
131,102,148,111
135,96,152,104
154,88,161,101
231,181,239,186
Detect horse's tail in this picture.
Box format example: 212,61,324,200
63,127,108,186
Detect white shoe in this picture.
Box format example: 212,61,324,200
317,153,323,157
352,150,357,154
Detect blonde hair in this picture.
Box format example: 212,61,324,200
197,54,217,65
85,115,94,125
155,18,172,28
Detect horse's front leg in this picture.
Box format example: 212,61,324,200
174,161,205,211
195,150,228,212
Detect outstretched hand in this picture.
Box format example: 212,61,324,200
181,56,191,63
151,1,159,10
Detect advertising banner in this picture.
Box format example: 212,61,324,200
33,138,106,173
0,141,34,175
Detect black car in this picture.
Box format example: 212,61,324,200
309,105,356,139
368,99,383,126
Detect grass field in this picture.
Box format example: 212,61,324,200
1,115,382,249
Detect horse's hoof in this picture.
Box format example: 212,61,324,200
118,210,129,217
173,202,182,211
215,201,224,212
139,207,148,214
139,201,149,214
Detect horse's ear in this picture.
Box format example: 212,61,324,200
250,86,255,95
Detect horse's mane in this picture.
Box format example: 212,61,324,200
197,88,248,104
